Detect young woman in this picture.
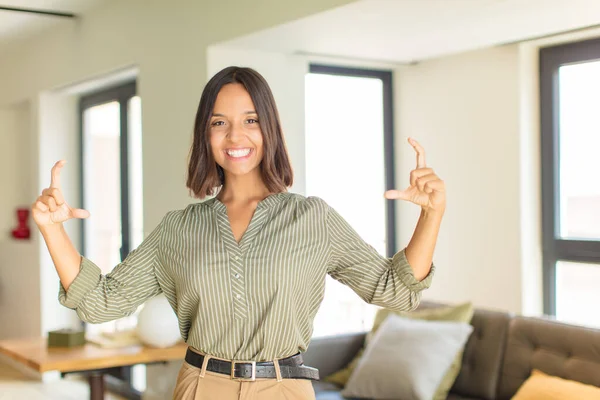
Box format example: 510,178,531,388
32,66,445,400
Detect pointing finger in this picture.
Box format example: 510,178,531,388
50,160,66,189
384,189,410,201
408,138,426,169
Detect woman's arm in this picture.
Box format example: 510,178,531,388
405,209,443,281
39,223,82,290
386,137,446,281
326,137,444,311
326,204,434,312
57,217,166,324
33,160,165,324
32,160,91,290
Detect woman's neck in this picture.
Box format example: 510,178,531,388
217,171,274,204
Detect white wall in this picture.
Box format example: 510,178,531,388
0,103,32,237
395,46,523,313
0,239,40,339
0,101,42,340
0,107,20,239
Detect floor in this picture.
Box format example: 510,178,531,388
0,361,126,400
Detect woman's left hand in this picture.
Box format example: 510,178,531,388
385,138,446,215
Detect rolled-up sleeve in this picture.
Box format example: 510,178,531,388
325,204,434,311
58,214,167,324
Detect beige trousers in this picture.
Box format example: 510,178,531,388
172,351,317,400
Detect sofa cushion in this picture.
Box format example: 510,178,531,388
325,301,474,400
511,369,600,400
417,302,512,400
341,315,473,400
497,316,600,399
371,302,475,400
303,332,365,379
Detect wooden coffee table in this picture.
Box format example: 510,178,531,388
0,337,187,400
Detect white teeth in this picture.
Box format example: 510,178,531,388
226,149,251,158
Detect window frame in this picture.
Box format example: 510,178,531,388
308,64,397,257
539,37,600,316
79,81,137,261
78,81,141,399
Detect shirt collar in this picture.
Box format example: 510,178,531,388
204,192,290,213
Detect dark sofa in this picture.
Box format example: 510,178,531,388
302,302,600,399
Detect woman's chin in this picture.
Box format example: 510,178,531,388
222,165,261,178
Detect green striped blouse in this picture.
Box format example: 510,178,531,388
59,192,434,361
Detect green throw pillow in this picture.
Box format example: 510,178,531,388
324,302,474,400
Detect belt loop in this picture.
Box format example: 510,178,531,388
199,355,211,378
273,358,283,382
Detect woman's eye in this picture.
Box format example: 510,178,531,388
212,120,224,126
246,118,258,124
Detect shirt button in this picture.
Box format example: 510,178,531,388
235,273,240,279
236,294,241,299
234,256,240,261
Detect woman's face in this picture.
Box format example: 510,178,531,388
209,83,264,180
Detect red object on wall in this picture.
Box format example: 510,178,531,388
12,208,31,239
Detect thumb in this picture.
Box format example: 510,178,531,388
384,189,410,201
71,208,91,219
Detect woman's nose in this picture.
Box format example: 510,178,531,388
227,122,244,140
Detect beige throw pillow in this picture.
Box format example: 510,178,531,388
341,315,474,400
325,302,474,400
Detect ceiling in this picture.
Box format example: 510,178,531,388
0,0,104,46
2,0,600,64
219,0,600,64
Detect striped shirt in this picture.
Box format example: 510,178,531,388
59,192,434,361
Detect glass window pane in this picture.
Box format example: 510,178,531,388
83,101,122,274
127,95,146,392
556,261,600,329
82,101,122,337
558,62,600,240
305,73,386,337
128,96,144,249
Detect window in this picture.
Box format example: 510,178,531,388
540,37,600,328
79,81,145,395
305,65,395,337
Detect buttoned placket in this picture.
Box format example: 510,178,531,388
212,199,271,321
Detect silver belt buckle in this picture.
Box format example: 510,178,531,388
231,360,256,381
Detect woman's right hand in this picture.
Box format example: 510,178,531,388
32,160,90,227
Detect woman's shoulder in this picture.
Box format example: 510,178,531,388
158,201,214,225
284,192,331,213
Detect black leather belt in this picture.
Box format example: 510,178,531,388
184,348,320,381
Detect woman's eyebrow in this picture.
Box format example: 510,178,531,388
211,111,257,117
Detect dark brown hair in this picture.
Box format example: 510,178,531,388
186,66,294,199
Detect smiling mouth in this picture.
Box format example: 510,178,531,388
225,148,253,159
